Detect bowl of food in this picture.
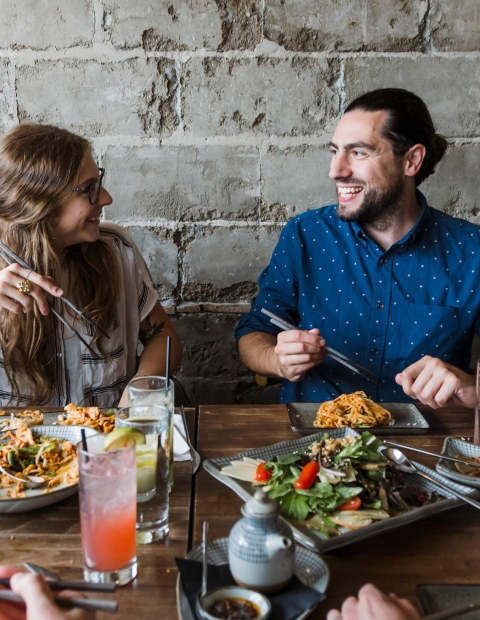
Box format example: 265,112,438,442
436,437,480,488
196,585,271,620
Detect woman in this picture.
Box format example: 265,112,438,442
0,124,181,407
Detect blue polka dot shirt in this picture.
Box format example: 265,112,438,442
236,192,480,403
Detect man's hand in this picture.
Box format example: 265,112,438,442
395,356,476,409
274,328,326,382
326,583,420,620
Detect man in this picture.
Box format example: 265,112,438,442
236,88,480,408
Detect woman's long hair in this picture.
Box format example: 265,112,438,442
0,124,119,404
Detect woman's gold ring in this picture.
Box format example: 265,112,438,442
16,280,32,294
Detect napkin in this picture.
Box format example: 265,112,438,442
174,413,192,462
175,558,326,620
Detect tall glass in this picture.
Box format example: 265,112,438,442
117,406,170,544
78,434,137,585
128,376,174,491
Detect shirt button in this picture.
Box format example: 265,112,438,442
377,302,384,309
371,348,378,355
57,353,62,358
380,258,387,265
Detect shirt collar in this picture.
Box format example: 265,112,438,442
351,190,431,248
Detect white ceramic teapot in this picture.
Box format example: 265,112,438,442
228,490,295,593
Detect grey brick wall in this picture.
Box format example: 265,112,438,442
1,0,479,404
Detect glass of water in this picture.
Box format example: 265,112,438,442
128,376,174,491
117,406,170,544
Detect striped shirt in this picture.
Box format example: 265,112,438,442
0,223,158,407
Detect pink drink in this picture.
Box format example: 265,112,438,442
78,434,137,584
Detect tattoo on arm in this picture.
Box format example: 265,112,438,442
139,316,165,345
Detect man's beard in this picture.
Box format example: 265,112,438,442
336,172,405,230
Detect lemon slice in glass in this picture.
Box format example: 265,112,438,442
103,427,146,452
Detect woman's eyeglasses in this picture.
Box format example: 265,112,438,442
73,168,105,205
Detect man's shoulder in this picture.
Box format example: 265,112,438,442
286,204,338,229
427,206,480,235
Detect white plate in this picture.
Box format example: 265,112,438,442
203,428,480,553
436,437,480,489
176,537,329,620
0,425,99,513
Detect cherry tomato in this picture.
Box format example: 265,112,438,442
338,496,362,511
255,462,272,482
294,461,320,489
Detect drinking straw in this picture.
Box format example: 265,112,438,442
81,428,89,462
165,335,171,388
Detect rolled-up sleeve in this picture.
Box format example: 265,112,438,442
235,218,302,343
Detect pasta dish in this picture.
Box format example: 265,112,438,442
0,423,78,498
313,391,393,428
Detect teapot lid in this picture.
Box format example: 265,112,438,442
243,490,280,518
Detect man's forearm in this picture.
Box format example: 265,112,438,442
237,332,282,377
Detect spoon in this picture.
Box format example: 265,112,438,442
383,440,480,469
201,521,209,598
0,465,45,489
382,448,480,511
195,521,210,619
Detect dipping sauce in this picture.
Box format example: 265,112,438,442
207,597,260,619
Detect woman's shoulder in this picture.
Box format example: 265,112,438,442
98,222,135,249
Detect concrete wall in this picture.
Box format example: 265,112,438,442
0,1,479,404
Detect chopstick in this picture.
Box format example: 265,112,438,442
260,308,380,385
423,601,480,620
0,249,105,360
384,440,480,469
0,589,118,613
0,578,116,593
0,241,110,339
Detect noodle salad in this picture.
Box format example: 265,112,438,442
0,423,78,498
221,432,442,539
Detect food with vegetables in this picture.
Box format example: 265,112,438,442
0,423,78,498
314,391,393,428
56,404,115,433
454,454,480,477
0,410,44,433
221,432,443,539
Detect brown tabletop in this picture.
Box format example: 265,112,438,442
194,404,480,617
0,407,197,620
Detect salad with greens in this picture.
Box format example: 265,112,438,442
221,432,443,539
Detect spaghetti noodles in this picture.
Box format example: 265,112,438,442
313,391,393,428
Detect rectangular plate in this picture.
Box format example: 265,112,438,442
416,584,480,618
203,427,479,553
286,402,429,435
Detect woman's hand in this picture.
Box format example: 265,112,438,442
0,568,95,620
0,263,63,316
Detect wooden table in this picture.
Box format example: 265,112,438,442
0,407,197,620
193,404,480,617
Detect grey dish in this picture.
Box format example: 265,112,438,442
436,437,480,489
203,427,479,553
286,402,429,435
